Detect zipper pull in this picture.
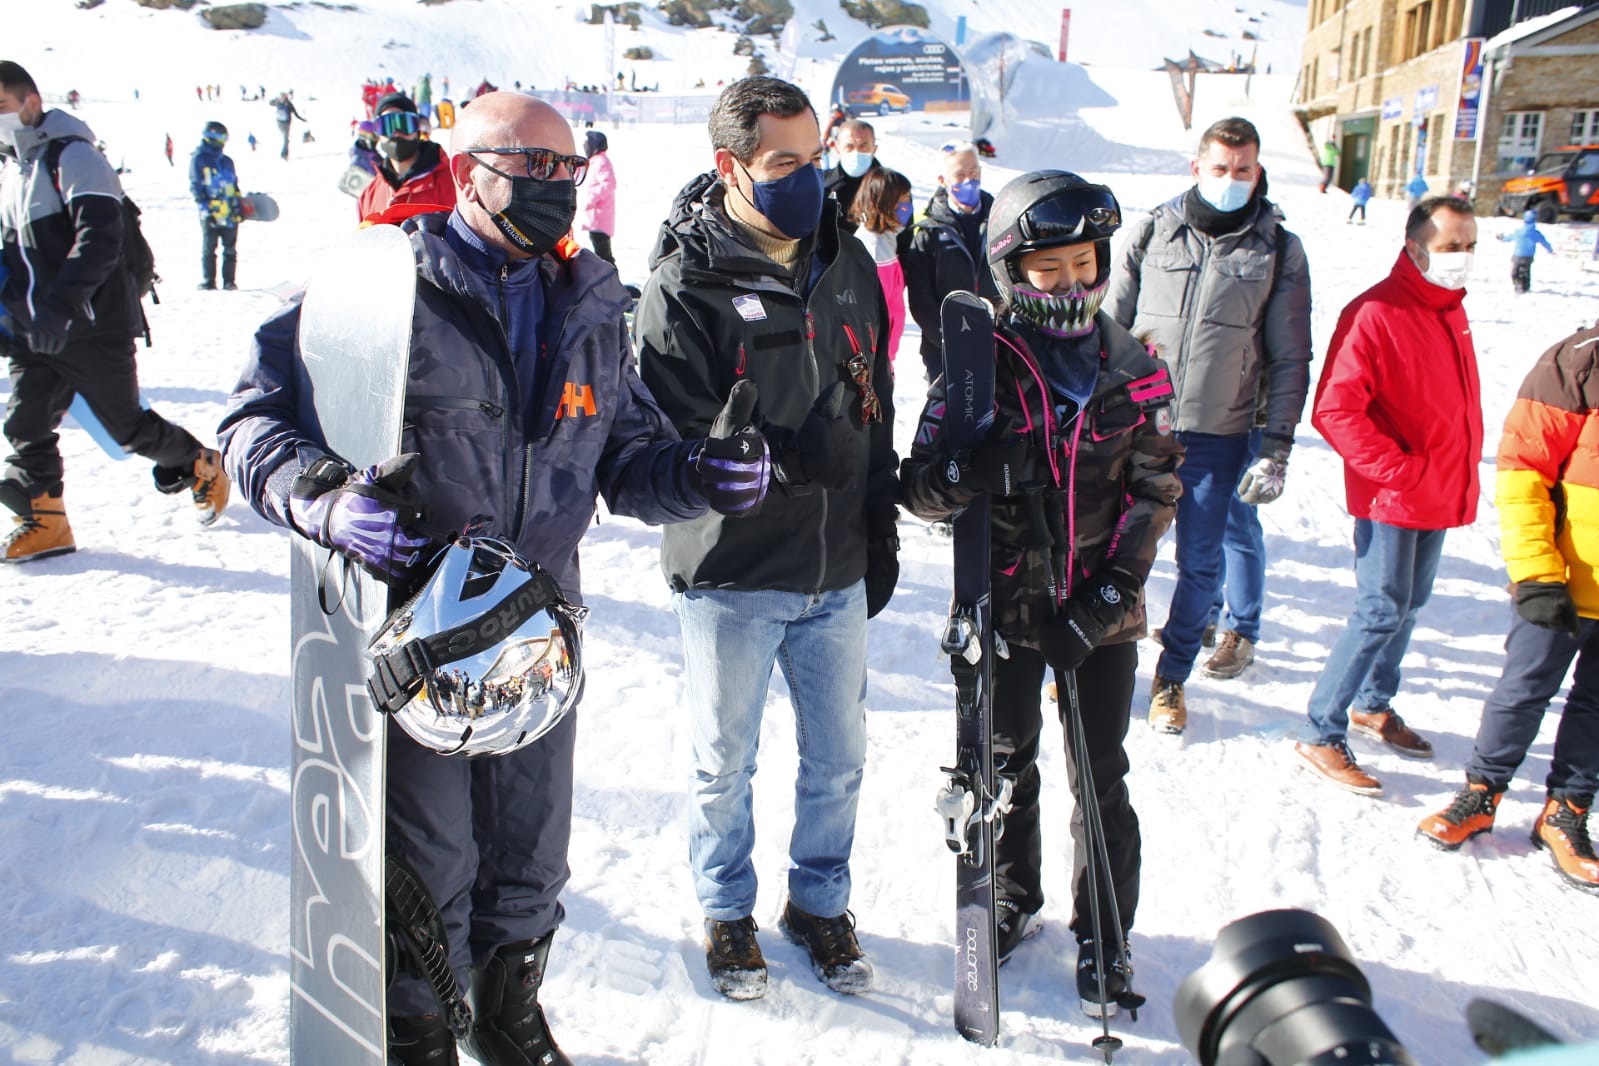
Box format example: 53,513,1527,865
479,402,504,418
805,311,816,340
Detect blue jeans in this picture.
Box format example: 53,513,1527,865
673,582,869,921
1303,519,1447,744
1466,611,1599,798
1156,431,1256,682
1207,430,1267,642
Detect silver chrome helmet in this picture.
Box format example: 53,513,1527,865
367,534,587,757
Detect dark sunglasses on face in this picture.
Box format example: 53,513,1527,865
377,110,422,138
466,147,589,186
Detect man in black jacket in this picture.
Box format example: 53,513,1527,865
822,118,878,233
902,140,999,381
0,60,229,563
635,76,899,1003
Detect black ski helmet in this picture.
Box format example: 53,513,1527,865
202,120,228,143
985,170,1122,307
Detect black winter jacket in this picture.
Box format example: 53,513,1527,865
0,109,142,345
901,186,999,367
636,173,899,594
902,314,1183,645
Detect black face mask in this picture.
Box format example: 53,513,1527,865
384,137,420,163
485,176,577,257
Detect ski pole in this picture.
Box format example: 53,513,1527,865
1063,667,1138,1062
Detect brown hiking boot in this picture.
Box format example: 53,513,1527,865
704,916,767,1000
1350,707,1434,759
778,901,873,994
1201,631,1255,680
1531,795,1599,894
1148,676,1187,735
1294,739,1382,796
1417,778,1504,850
3,489,76,563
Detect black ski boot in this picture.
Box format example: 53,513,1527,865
995,899,1041,965
1076,938,1145,1020
388,1013,458,1065
463,933,572,1066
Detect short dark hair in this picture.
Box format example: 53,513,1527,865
839,118,875,141
1405,195,1475,241
850,166,912,234
0,61,39,100
1197,116,1260,156
707,76,815,163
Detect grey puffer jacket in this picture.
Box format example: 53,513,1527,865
1105,191,1311,441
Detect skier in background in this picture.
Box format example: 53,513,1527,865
576,129,615,264
1498,208,1554,293
356,92,454,221
189,120,242,290
270,90,306,159
901,170,1180,1019
1347,176,1372,224
163,132,173,166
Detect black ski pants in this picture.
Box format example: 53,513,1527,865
1511,256,1533,294
201,220,238,287
3,335,202,499
992,638,1140,941
384,712,576,1016
1465,611,1599,800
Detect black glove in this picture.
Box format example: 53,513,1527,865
1515,581,1581,639
865,531,900,619
27,305,71,356
1036,570,1139,672
687,380,770,517
932,422,1028,498
769,381,858,492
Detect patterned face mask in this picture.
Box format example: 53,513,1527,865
1009,276,1109,338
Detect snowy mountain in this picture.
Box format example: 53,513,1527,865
5,1,1599,1064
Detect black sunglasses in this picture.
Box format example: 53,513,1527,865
466,147,589,186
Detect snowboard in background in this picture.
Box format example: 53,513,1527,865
932,290,1005,1046
339,165,372,198
289,223,415,1063
240,192,279,221
66,394,144,461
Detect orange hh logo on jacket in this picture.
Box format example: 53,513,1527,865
556,381,597,419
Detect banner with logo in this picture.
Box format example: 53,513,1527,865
829,26,968,115
1455,37,1485,140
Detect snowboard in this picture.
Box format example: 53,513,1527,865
339,165,373,198
932,290,1008,1046
67,393,143,461
240,192,279,221
289,222,415,1063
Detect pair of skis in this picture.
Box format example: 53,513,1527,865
933,292,1133,1060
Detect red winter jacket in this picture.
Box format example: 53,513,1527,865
356,141,457,222
1311,249,1482,530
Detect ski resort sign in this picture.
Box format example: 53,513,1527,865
830,26,968,115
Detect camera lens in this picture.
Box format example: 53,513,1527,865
1173,909,1416,1066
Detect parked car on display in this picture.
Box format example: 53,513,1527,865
845,82,912,114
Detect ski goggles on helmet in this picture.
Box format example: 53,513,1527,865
367,532,588,757
1011,186,1120,247
377,110,423,138
203,131,228,146
466,146,589,186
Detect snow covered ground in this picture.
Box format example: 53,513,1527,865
6,1,1599,1064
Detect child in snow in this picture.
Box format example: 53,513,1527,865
848,165,913,373
901,170,1181,1022
1405,173,1429,210
1498,209,1555,293
1347,177,1372,224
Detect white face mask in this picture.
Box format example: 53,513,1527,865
1420,250,1473,290
1195,173,1254,213
838,151,873,179
0,111,25,146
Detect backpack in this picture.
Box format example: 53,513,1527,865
42,135,161,308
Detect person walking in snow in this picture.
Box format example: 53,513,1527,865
901,170,1181,1018
271,90,306,160
576,129,616,265
190,120,242,290
1347,176,1372,224
163,131,173,166
1294,195,1482,796
1498,208,1554,293
1318,138,1340,193
634,75,899,1004
1405,172,1429,210
1107,116,1312,733
0,61,230,563
1416,318,1599,894
220,91,770,1065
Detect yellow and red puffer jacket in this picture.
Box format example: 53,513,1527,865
1497,319,1599,616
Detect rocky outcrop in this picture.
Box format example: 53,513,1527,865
201,3,268,29
838,0,929,30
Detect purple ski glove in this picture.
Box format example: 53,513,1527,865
688,380,770,517
289,453,433,584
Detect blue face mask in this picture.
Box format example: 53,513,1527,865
949,178,982,209
894,200,914,227
737,162,825,239
1196,174,1255,213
